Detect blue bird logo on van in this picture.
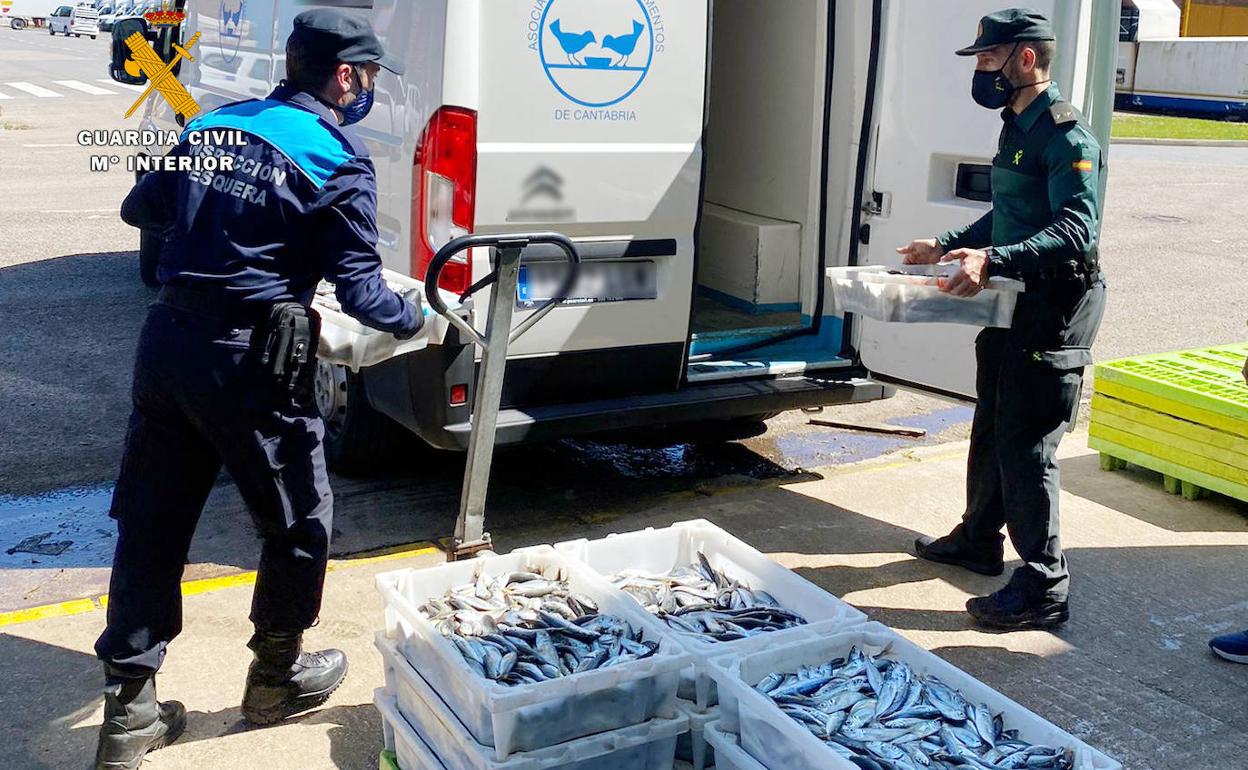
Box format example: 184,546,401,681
538,0,657,109
218,0,245,63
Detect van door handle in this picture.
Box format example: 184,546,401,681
955,163,993,203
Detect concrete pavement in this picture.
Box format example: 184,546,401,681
3,433,1246,770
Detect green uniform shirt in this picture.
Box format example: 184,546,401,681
937,84,1103,277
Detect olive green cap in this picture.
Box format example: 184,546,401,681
955,8,1055,56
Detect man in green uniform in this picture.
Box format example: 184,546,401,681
898,8,1106,630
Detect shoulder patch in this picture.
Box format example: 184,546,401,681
1048,100,1079,126
183,100,355,189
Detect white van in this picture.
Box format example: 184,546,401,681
128,0,1117,471
49,3,97,36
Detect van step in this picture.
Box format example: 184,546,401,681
442,373,885,448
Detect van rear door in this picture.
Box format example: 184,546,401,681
473,1,710,382
851,0,1117,399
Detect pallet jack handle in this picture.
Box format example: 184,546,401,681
424,233,581,561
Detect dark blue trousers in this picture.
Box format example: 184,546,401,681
95,304,333,678
952,279,1106,602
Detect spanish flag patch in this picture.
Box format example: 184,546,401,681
1073,159,1094,172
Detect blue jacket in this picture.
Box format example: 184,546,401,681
121,84,419,336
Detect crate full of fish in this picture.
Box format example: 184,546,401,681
377,635,687,770
711,622,1121,770
376,548,690,760
555,519,867,707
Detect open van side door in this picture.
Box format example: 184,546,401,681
850,0,1118,400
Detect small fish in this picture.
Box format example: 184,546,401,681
419,563,660,687
757,647,1077,770
609,553,808,642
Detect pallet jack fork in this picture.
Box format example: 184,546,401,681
423,233,580,561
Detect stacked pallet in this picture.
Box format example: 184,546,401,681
1089,343,1248,502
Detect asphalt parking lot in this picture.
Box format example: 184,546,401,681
1,21,1247,770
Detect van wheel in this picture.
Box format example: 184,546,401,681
138,229,161,287
48,27,54,35
316,361,412,476
91,34,97,39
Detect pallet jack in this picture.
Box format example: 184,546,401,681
422,233,580,561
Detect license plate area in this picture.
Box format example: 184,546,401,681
517,260,657,307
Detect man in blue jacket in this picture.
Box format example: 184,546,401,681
93,10,423,768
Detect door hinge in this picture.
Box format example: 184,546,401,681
863,191,892,218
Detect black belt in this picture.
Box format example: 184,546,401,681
1024,264,1102,291
156,285,275,327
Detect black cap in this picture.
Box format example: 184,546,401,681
955,8,1055,56
289,9,404,75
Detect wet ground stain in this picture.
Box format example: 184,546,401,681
770,406,974,469
0,406,973,573
0,486,115,569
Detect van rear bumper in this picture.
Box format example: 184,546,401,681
439,373,888,449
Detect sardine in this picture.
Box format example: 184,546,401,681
609,553,808,643
756,646,1076,770
418,563,660,687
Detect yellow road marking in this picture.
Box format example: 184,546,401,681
0,543,439,630
0,598,100,627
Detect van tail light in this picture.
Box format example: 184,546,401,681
412,106,478,296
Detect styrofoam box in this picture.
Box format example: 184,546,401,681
554,519,868,709
377,690,449,770
703,722,767,770
376,547,689,760
827,265,1025,328
713,622,1121,770
378,634,686,770
675,702,718,770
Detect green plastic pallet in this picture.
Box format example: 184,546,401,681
1094,343,1248,422
1093,380,1248,439
1090,435,1248,503
1091,393,1248,457
380,750,399,770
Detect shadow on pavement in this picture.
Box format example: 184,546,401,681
0,629,380,770
0,633,101,770
1059,452,1248,532
0,251,151,496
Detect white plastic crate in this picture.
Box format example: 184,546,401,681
554,519,867,709
703,722,768,770
378,635,686,770
675,702,718,770
827,264,1025,328
377,690,449,770
712,622,1121,770
376,548,689,760
314,272,458,371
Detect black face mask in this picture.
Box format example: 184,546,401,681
971,44,1054,110
971,43,1020,109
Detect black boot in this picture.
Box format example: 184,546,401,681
967,580,1070,631
94,674,186,770
241,631,348,726
914,533,1005,576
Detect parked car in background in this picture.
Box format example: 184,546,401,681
98,4,118,31
68,3,99,37
46,4,73,34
